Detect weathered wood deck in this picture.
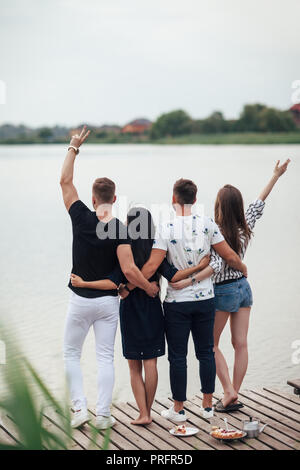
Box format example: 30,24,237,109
1,387,299,450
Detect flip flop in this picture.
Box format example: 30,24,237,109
215,399,244,413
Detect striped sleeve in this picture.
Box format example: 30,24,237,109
209,249,222,274
245,199,265,230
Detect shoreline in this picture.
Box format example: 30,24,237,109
1,132,300,146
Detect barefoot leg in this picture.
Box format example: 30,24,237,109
144,358,158,421
214,310,238,407
128,360,149,424
230,307,251,400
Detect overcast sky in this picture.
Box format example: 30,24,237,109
1,0,299,127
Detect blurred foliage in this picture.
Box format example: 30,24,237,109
0,329,109,450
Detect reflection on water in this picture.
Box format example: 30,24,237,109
0,144,299,404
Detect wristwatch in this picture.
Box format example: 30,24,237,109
191,276,196,286
68,145,79,155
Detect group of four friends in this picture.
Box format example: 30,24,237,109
60,126,290,429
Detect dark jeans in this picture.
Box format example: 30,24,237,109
164,298,216,402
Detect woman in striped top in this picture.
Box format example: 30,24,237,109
213,159,290,412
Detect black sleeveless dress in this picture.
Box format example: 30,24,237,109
109,259,177,360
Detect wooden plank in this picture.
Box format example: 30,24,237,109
158,399,233,451
216,397,299,450
177,397,252,451
88,409,140,451
153,398,216,451
209,395,289,451
45,408,90,450
129,401,198,451
191,396,271,451
43,414,82,450
287,379,300,391
0,414,22,446
46,408,118,450
79,424,118,451
156,397,236,450
110,407,157,450
236,392,300,437
113,403,177,451
0,425,18,447
239,390,300,428
264,387,300,406
253,389,300,414
220,393,300,446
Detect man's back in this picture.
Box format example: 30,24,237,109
154,213,223,302
69,200,129,298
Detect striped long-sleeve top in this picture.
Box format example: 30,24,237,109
212,199,265,284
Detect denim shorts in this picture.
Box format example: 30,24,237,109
214,277,253,313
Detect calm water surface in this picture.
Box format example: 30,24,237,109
0,144,299,404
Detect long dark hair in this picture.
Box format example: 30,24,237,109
127,207,155,269
214,185,252,255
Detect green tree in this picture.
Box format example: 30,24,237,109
150,110,192,139
38,127,53,139
201,111,228,134
236,103,267,132
258,108,295,132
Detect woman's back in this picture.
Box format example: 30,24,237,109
213,198,265,283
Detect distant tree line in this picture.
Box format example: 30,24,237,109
0,103,298,144
150,104,296,139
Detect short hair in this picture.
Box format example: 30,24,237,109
92,177,116,203
173,178,197,205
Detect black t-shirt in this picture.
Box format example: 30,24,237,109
68,200,131,298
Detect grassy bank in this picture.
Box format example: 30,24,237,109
1,132,300,145
154,132,300,145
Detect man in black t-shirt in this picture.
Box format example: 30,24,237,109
60,126,158,430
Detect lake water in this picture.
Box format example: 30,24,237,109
0,144,299,406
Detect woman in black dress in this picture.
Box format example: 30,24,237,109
70,207,210,424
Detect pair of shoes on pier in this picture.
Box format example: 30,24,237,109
161,405,214,422
71,409,116,430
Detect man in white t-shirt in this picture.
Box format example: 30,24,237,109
141,179,247,421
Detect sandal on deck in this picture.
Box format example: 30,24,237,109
215,399,244,413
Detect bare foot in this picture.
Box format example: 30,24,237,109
222,391,238,408
131,416,152,425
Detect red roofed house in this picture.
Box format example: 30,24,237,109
122,118,152,134
290,104,300,127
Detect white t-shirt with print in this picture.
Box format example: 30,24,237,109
154,214,224,303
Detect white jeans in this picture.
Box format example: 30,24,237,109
63,292,119,416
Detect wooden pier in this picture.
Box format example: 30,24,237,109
1,387,299,450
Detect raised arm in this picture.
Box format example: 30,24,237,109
213,240,247,277
259,159,291,202
60,126,90,211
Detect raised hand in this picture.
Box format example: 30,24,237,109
274,158,291,178
70,125,90,149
